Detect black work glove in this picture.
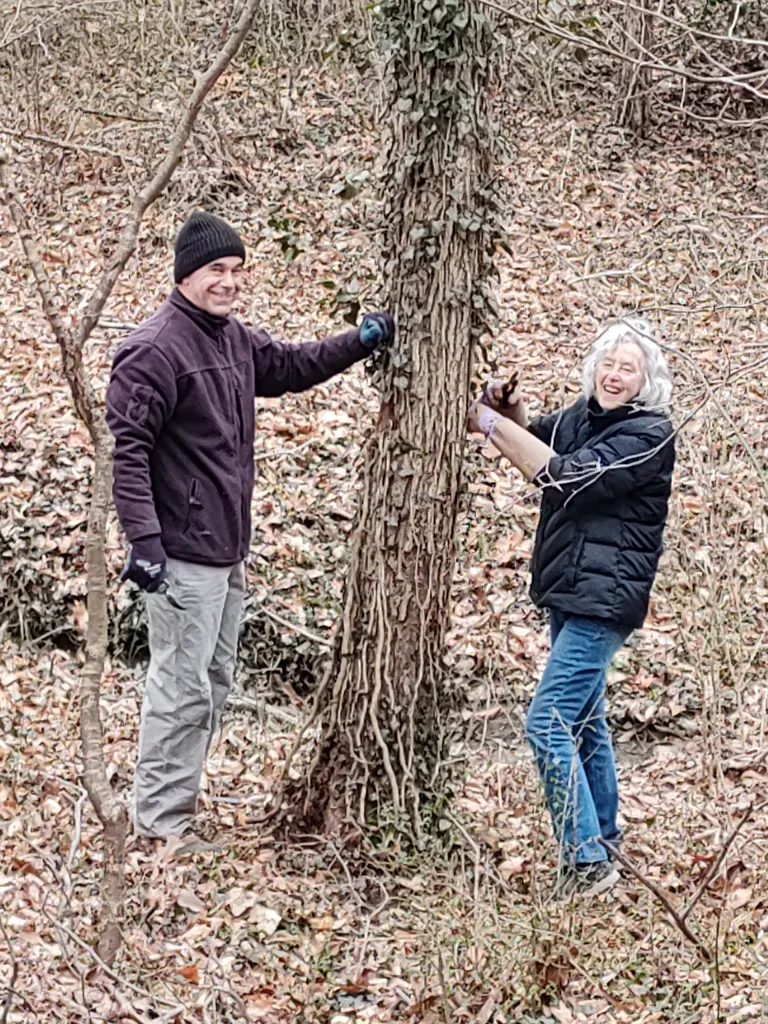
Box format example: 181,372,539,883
359,311,395,350
120,535,167,593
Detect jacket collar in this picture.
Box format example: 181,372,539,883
169,287,230,339
587,395,645,432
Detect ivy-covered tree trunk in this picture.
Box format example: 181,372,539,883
293,0,498,836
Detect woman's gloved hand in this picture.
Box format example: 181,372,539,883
481,372,527,427
468,399,502,440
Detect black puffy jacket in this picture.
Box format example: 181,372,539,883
527,397,675,629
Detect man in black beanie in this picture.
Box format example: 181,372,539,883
106,210,394,851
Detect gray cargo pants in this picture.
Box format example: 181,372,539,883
134,557,246,837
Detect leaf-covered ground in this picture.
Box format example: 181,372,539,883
1,7,767,1021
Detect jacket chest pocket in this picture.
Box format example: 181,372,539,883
565,533,585,590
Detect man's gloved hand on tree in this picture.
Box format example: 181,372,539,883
359,311,395,350
120,535,167,592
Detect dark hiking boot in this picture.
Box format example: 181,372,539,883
174,816,223,856
175,833,221,857
126,833,161,856
560,860,620,898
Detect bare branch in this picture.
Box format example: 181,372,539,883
241,604,332,648
604,0,768,49
76,0,261,346
38,907,182,1013
0,153,66,344
77,106,163,124
681,803,755,922
0,148,96,427
1,0,263,964
0,0,24,48
656,100,768,128
0,0,123,51
0,126,140,162
480,0,768,101
0,916,18,1024
599,839,712,962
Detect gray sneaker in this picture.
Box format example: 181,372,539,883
560,861,620,898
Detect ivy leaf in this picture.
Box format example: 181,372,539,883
453,8,469,30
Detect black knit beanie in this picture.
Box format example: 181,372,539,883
174,211,246,283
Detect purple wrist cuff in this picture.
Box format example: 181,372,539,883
476,404,502,439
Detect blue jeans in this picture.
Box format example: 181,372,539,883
525,612,631,866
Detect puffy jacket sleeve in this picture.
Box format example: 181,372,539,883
247,324,368,396
536,418,674,509
105,341,178,541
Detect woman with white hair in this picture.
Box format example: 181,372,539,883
468,318,675,897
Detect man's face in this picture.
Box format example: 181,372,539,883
179,255,244,316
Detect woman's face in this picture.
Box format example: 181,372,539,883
595,340,645,410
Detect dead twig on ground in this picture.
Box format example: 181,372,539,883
240,604,331,647
0,126,139,162
599,839,712,961
38,907,183,1013
681,802,756,921
0,917,18,1024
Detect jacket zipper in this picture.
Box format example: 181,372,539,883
234,382,246,444
229,369,244,559
184,477,201,533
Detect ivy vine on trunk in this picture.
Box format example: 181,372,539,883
289,0,500,839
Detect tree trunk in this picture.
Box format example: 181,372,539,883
81,422,127,964
291,0,499,837
616,0,655,134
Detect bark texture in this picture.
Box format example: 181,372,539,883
294,0,499,836
616,0,655,134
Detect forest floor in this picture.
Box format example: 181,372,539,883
1,34,768,1024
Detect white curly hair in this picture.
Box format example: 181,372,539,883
582,317,673,411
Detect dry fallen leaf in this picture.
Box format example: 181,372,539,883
549,1003,575,1024
229,888,257,917
177,889,205,915
499,857,527,879
728,887,753,911
249,903,282,936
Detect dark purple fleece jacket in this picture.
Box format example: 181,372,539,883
105,289,367,566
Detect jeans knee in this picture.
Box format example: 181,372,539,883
525,703,547,752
